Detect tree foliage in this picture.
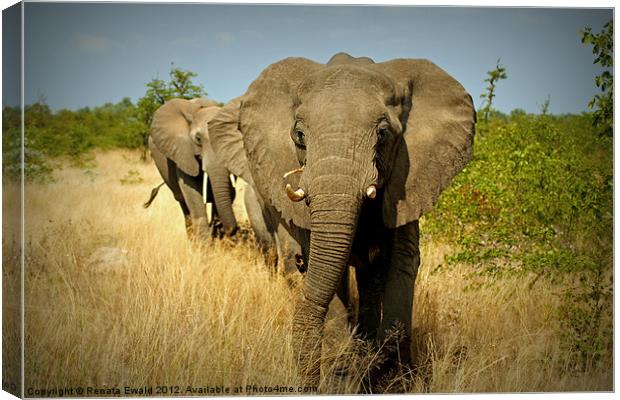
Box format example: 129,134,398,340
135,65,208,156
3,97,143,181
2,65,211,181
423,111,613,366
582,20,613,137
479,59,508,124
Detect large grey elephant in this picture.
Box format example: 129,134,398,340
209,52,476,385
145,98,238,241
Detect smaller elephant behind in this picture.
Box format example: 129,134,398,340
208,97,307,277
145,97,238,242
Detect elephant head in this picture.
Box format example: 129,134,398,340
150,98,237,235
209,53,475,383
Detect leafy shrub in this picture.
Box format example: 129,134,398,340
423,112,613,366
2,107,54,182
3,97,148,181
135,65,208,158
582,20,613,138
3,65,209,180
2,127,54,182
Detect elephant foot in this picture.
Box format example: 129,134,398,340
295,254,307,273
183,216,211,244
263,248,278,275
184,215,194,237
361,328,413,393
210,218,224,239
319,361,353,394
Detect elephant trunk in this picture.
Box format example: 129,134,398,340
207,162,238,236
293,151,369,385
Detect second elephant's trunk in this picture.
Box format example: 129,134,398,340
207,163,237,235
202,142,237,236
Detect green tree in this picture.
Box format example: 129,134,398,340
540,95,551,116
582,20,613,137
479,59,508,124
135,64,208,158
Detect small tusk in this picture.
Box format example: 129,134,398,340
202,172,209,204
206,202,212,225
229,174,236,188
286,184,306,202
366,185,377,199
283,166,304,180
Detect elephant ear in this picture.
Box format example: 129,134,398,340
192,105,221,133
192,106,222,172
208,97,255,187
374,59,476,228
150,98,201,176
212,58,322,229
240,58,324,229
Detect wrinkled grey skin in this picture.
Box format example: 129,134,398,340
243,184,305,275
209,53,476,386
148,98,237,242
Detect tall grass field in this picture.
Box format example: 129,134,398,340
2,139,612,394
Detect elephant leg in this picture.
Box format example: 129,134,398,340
179,200,193,236
244,185,277,267
150,137,183,201
149,138,196,238
335,269,349,314
379,220,420,366
244,186,274,252
275,223,302,276
355,262,386,340
177,168,209,243
336,267,360,328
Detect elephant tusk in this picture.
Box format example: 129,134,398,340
229,174,236,188
366,185,377,199
285,184,306,202
283,166,304,180
206,202,212,225
202,172,209,204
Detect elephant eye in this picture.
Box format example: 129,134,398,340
192,132,201,145
376,119,391,143
291,121,307,149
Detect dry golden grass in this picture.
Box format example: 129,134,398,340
3,150,612,395
2,180,22,396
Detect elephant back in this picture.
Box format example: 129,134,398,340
191,97,220,108
327,52,375,66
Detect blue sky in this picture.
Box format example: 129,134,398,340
7,3,614,114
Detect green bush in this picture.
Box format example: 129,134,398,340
582,20,613,138
2,106,55,182
2,65,209,180
2,97,147,181
423,112,613,365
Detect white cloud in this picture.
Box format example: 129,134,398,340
216,31,235,44
72,33,120,54
171,35,202,48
